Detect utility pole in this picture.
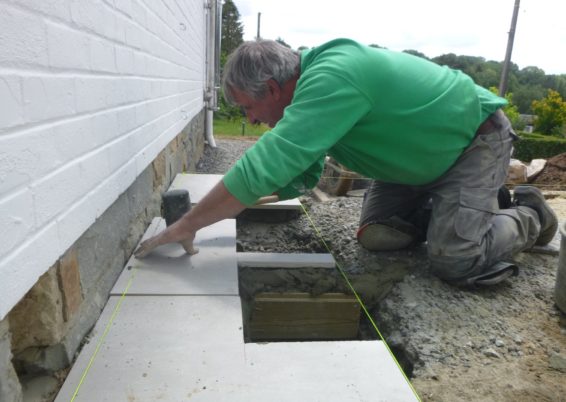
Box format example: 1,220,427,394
499,0,520,96
256,12,261,40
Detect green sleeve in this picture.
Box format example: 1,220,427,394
223,71,372,205
275,156,325,200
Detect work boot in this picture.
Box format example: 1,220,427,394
357,216,417,251
513,186,558,245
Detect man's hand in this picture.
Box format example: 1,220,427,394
255,195,279,205
133,237,160,259
134,180,247,258
180,238,199,255
134,228,199,258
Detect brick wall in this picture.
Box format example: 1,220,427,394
0,0,207,319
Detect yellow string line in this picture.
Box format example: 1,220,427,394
69,269,138,402
299,203,422,402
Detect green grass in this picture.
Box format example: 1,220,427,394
213,118,269,137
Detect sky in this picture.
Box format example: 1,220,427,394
232,0,566,75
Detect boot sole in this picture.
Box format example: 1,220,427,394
514,186,558,245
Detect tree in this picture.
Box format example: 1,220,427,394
489,87,522,129
512,84,546,114
545,74,566,99
221,0,244,64
532,89,566,136
217,0,245,121
518,66,546,86
402,49,429,60
275,37,291,48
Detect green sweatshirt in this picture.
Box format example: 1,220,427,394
223,38,507,205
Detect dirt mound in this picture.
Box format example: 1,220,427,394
531,153,566,187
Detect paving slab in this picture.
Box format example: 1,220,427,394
57,215,417,402
56,295,417,402
111,218,238,296
170,173,302,210
241,341,418,402
55,296,246,402
237,252,335,269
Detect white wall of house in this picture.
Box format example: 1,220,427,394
0,0,207,319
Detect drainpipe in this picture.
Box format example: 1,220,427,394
204,0,223,148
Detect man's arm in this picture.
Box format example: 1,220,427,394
134,180,246,258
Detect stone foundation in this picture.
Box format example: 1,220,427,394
0,111,206,397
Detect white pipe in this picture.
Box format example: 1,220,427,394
204,0,222,148
205,109,216,147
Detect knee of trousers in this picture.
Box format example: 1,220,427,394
428,252,483,281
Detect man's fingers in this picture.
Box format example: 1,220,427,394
134,238,158,258
134,233,198,258
134,242,150,259
134,244,149,258
181,240,199,255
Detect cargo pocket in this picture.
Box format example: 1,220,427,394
454,187,499,244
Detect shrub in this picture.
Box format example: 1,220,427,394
489,86,523,129
531,90,566,136
214,89,244,121
513,131,566,162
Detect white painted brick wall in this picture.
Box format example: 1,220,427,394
0,0,207,319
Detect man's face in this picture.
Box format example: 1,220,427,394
230,80,288,128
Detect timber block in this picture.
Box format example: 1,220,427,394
249,292,361,341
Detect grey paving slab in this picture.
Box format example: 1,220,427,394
241,341,419,402
55,296,246,402
111,218,238,296
56,296,417,402
170,173,302,210
237,252,335,269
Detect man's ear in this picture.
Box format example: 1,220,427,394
266,78,281,100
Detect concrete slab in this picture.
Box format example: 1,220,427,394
170,173,302,210
56,296,417,402
111,218,238,296
242,341,418,402
55,296,246,402
237,252,335,269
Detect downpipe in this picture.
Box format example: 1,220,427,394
204,0,223,148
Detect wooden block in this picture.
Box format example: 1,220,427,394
311,186,330,202
249,293,360,341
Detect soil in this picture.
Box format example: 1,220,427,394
198,138,566,402
532,153,566,188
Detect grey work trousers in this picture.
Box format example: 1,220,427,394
359,110,541,281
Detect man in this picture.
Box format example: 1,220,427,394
135,38,557,287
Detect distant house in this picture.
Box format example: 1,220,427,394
0,1,222,399
520,114,536,133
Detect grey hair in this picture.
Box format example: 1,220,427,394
222,40,300,104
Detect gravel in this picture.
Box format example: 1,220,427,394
197,138,566,402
